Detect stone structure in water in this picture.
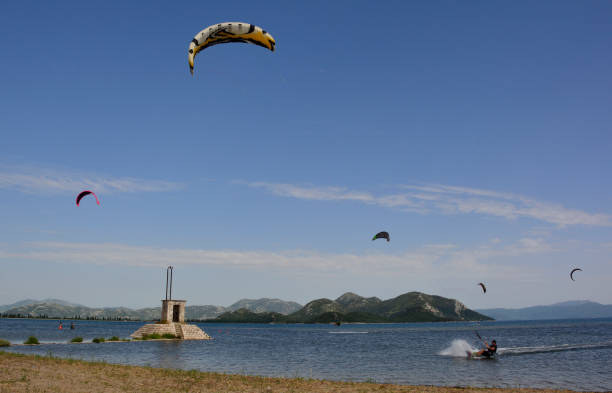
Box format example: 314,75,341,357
131,266,211,340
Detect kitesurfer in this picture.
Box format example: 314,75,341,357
475,339,497,358
70,322,75,330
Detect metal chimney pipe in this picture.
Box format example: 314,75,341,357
165,266,172,300
169,266,173,300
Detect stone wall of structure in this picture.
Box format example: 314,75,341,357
132,297,209,340
130,323,177,338
178,324,211,340
131,322,211,340
161,300,186,323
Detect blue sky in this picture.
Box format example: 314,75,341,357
1,0,611,309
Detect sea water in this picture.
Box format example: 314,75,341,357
1,318,611,391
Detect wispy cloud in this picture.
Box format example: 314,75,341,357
241,182,611,227
0,238,553,279
400,184,611,227
239,181,377,204
0,165,182,194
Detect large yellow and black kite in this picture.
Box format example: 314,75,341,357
188,22,275,75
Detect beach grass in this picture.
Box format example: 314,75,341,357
0,351,577,393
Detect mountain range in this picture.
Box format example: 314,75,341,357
211,292,490,323
476,300,612,320
0,292,488,323
4,297,610,322
0,298,302,321
0,298,83,313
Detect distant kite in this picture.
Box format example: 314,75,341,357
188,22,276,75
570,268,582,281
372,231,390,242
76,191,100,206
478,282,487,293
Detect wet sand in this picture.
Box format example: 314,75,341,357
0,351,579,393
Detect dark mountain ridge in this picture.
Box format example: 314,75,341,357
210,291,492,323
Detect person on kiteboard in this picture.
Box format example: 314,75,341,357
476,339,497,358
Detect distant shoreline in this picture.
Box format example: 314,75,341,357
0,316,490,324
0,317,146,322
0,351,576,393
4,316,612,326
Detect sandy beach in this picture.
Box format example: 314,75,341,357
0,351,580,393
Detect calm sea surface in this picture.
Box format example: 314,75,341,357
1,318,611,391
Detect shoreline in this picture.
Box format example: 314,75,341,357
0,351,580,393
6,338,180,346
0,317,491,324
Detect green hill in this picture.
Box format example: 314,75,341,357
335,292,382,312
212,308,287,323
280,292,491,323
362,292,490,322
278,291,491,323
285,298,344,322
227,298,302,314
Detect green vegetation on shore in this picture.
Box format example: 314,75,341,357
211,309,288,323
23,336,39,345
0,339,10,347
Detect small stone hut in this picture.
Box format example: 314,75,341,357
131,267,211,340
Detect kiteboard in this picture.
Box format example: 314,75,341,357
466,350,495,360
